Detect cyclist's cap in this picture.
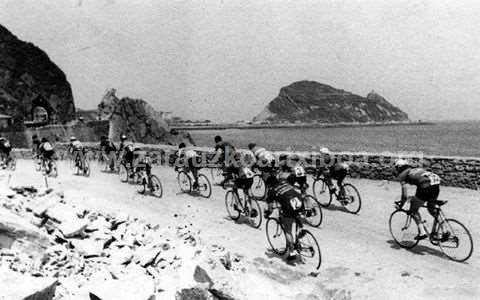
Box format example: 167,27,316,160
100,135,107,140
178,142,186,149
32,134,38,139
214,135,222,143
120,134,127,140
70,136,77,141
248,143,256,150
41,137,48,142
394,159,411,169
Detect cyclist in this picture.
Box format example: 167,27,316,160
119,136,135,175
214,136,237,186
317,147,349,199
264,172,305,261
0,137,13,167
394,159,442,240
248,143,277,173
68,137,86,171
100,136,117,171
133,147,152,178
282,155,308,194
175,143,201,190
38,137,55,174
32,134,41,158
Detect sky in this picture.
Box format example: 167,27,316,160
1,0,480,122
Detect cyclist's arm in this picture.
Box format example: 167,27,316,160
400,181,408,203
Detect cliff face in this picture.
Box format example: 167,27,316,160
0,25,75,127
98,89,191,145
254,81,409,123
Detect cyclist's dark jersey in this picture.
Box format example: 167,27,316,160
215,141,236,162
398,168,440,189
100,140,116,154
268,182,304,218
32,139,41,154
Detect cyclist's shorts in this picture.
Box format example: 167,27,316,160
2,146,11,154
331,167,347,181
415,185,440,202
235,177,254,190
287,174,307,187
43,150,55,160
124,151,134,162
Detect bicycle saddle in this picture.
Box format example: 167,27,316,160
434,200,448,206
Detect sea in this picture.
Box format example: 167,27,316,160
190,121,480,158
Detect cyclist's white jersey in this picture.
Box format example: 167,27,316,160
178,148,199,159
71,140,83,150
254,147,275,163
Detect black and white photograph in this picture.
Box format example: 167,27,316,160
0,0,478,299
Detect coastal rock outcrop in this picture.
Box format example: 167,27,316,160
254,81,409,123
98,89,192,144
0,25,75,127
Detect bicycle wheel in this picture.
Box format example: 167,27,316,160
302,195,323,227
119,164,129,182
34,159,42,171
83,160,91,177
225,190,241,221
297,229,322,270
177,171,192,193
211,168,224,185
149,175,163,198
437,218,474,262
197,174,212,198
313,179,332,207
251,174,266,200
247,197,263,228
341,183,362,214
389,210,419,249
265,218,287,255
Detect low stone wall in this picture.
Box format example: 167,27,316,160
13,144,480,190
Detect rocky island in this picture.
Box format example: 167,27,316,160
254,80,409,123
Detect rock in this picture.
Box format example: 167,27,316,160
253,82,409,123
208,288,237,300
71,239,103,258
133,246,161,267
58,219,89,238
108,247,134,265
86,270,155,300
45,204,80,224
0,25,76,128
175,287,213,300
220,252,232,271
193,266,213,288
0,267,58,300
0,207,51,259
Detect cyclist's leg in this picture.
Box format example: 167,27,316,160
189,158,199,188
424,185,441,236
280,216,296,258
336,169,348,198
411,189,428,239
324,168,336,192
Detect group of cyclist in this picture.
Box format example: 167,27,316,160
174,135,444,261
20,131,446,262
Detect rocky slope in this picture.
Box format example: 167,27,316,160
0,25,75,127
98,89,193,145
254,81,409,123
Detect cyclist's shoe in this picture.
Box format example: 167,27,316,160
414,234,428,241
287,250,298,261
192,182,199,190
431,231,451,242
250,209,258,218
330,186,337,194
394,201,403,209
264,209,272,218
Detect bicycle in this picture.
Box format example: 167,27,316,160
73,151,90,177
265,206,322,270
134,165,163,198
39,157,58,178
312,173,362,214
294,184,323,228
224,177,263,228
1,154,16,171
210,166,224,186
389,198,474,262
177,167,212,198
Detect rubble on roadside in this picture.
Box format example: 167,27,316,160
0,186,246,299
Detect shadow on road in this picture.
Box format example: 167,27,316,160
386,239,446,260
